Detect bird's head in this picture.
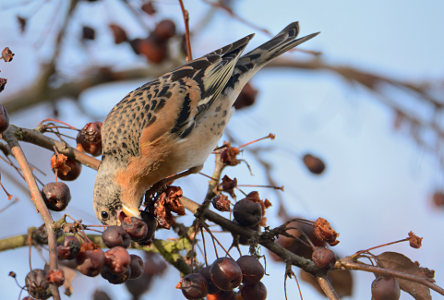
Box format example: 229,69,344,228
93,159,123,225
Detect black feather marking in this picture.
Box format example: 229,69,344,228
171,93,191,134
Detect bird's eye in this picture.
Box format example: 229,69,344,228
101,211,109,220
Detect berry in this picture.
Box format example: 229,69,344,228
102,226,131,248
153,19,176,41
41,182,71,211
45,269,64,287
57,235,80,260
236,255,265,285
212,195,231,212
200,266,220,294
302,153,326,175
76,242,105,277
312,247,336,269
82,26,95,40
209,257,242,291
101,267,131,284
1,47,14,62
0,104,9,132
141,2,156,15
51,155,82,181
138,36,167,64
129,254,144,279
371,276,400,300
104,246,131,274
181,273,208,299
0,78,6,93
122,215,156,244
76,122,102,156
108,24,127,44
25,269,51,300
233,198,262,227
240,281,267,300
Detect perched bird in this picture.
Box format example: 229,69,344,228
93,22,319,225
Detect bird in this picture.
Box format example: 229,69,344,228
93,22,319,225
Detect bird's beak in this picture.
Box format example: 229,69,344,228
121,204,142,220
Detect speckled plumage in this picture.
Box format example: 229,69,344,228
93,22,319,225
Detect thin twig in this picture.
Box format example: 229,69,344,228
178,0,192,61
316,275,340,300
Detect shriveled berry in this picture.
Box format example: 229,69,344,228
240,281,267,300
210,257,242,291
45,269,64,287
1,47,14,62
25,269,50,300
312,247,336,269
108,24,127,44
153,19,176,41
102,226,131,248
122,216,149,242
181,273,208,299
57,235,80,260
32,224,49,244
76,242,105,277
233,198,262,227
371,276,400,300
236,255,264,285
129,254,144,279
0,104,9,132
76,122,102,156
302,153,326,175
42,182,71,211
200,266,220,294
212,195,231,212
104,246,131,274
138,36,167,64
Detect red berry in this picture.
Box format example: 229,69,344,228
141,2,156,15
51,155,82,181
371,276,400,300
240,281,267,300
45,269,64,287
76,242,105,277
233,198,262,227
104,246,131,274
138,36,167,64
209,257,242,291
312,247,336,269
0,104,9,132
102,226,131,248
200,266,220,294
129,254,144,279
181,273,208,299
57,235,80,260
236,255,265,285
25,269,51,300
108,24,127,44
41,182,71,211
153,19,176,41
76,122,102,156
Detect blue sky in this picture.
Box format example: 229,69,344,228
1,0,444,299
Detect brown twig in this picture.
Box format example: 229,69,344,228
316,275,340,300
2,128,61,300
337,257,444,296
178,0,192,61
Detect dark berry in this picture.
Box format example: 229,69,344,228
209,257,242,291
181,273,208,299
153,19,176,41
25,269,50,300
240,281,267,300
121,216,148,242
236,255,265,285
0,104,9,132
82,26,95,40
233,82,258,110
41,182,71,211
76,242,105,277
233,198,262,227
207,290,236,300
141,2,156,15
102,226,131,248
302,153,326,175
104,246,131,274
101,267,130,284
312,247,336,269
76,122,102,156
51,155,82,181
200,266,220,294
129,254,144,279
57,235,80,260
371,276,400,300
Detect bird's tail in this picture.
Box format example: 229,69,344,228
225,22,319,92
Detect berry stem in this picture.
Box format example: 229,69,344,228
178,0,193,61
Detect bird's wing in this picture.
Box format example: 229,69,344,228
102,33,254,158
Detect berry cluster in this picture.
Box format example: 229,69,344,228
181,255,266,300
